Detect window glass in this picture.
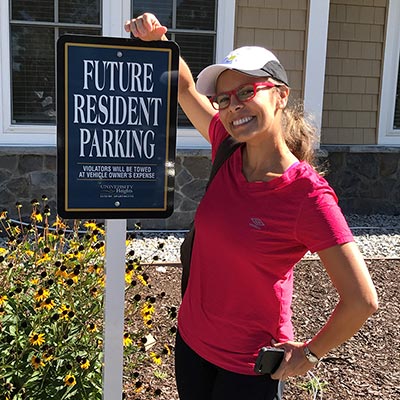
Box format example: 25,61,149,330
131,1,217,127
176,0,215,30
10,0,101,125
11,0,54,22
175,34,215,126
131,0,173,27
11,26,55,124
59,0,101,24
394,66,400,129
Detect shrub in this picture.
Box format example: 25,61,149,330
0,198,176,400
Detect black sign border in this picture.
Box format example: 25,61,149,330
57,34,179,219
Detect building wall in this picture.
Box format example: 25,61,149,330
322,0,387,144
1,147,399,230
235,0,308,102
1,1,399,230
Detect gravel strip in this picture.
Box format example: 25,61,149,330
128,214,400,263
1,215,398,261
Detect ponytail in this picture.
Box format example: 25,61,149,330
282,100,318,168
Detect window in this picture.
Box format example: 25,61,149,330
394,67,400,129
131,1,216,128
0,0,234,147
378,0,400,145
10,0,101,125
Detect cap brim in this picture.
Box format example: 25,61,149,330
195,64,232,96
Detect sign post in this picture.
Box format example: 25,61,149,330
103,219,126,399
57,35,179,399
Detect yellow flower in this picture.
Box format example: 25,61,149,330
29,332,45,346
31,355,45,369
43,352,54,362
34,288,50,302
123,333,133,347
150,352,162,365
31,211,43,222
30,278,39,285
41,298,55,310
125,271,134,284
80,359,90,369
0,247,7,255
59,304,71,320
84,221,97,230
88,323,98,333
0,295,7,305
137,274,148,286
53,215,67,229
55,265,69,279
163,344,172,356
64,374,76,387
141,302,154,328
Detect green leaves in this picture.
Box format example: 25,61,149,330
0,201,176,399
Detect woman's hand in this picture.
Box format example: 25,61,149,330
124,13,167,41
270,340,315,380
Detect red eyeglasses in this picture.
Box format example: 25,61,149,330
210,81,276,110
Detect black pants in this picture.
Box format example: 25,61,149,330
175,331,284,400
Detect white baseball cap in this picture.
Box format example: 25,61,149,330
196,46,289,96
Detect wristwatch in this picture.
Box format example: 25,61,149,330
303,344,320,364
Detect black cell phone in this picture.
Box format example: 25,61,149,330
254,347,284,375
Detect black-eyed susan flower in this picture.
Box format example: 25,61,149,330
31,211,43,223
29,332,45,346
162,344,172,356
150,352,162,365
58,304,71,320
137,274,148,286
64,374,76,387
80,358,90,370
30,277,39,285
0,295,7,305
43,351,54,362
55,265,69,279
88,322,98,333
34,288,50,302
41,298,55,310
141,302,155,327
134,381,144,393
31,355,45,369
123,333,133,347
53,215,67,230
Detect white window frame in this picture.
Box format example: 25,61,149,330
0,0,235,148
378,0,400,145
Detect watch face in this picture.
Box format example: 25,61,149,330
307,353,319,363
304,346,319,363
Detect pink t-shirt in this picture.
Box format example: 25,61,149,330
178,114,354,375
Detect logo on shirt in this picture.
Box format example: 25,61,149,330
249,217,265,230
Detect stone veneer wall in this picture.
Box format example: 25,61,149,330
0,147,399,230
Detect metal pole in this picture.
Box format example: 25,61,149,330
103,219,126,400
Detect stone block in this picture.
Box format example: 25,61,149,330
379,154,399,177
0,156,18,171
18,155,44,175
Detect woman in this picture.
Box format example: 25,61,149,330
125,13,378,400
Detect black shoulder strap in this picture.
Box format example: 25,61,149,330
206,135,241,190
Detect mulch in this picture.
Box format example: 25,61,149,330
123,259,400,400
